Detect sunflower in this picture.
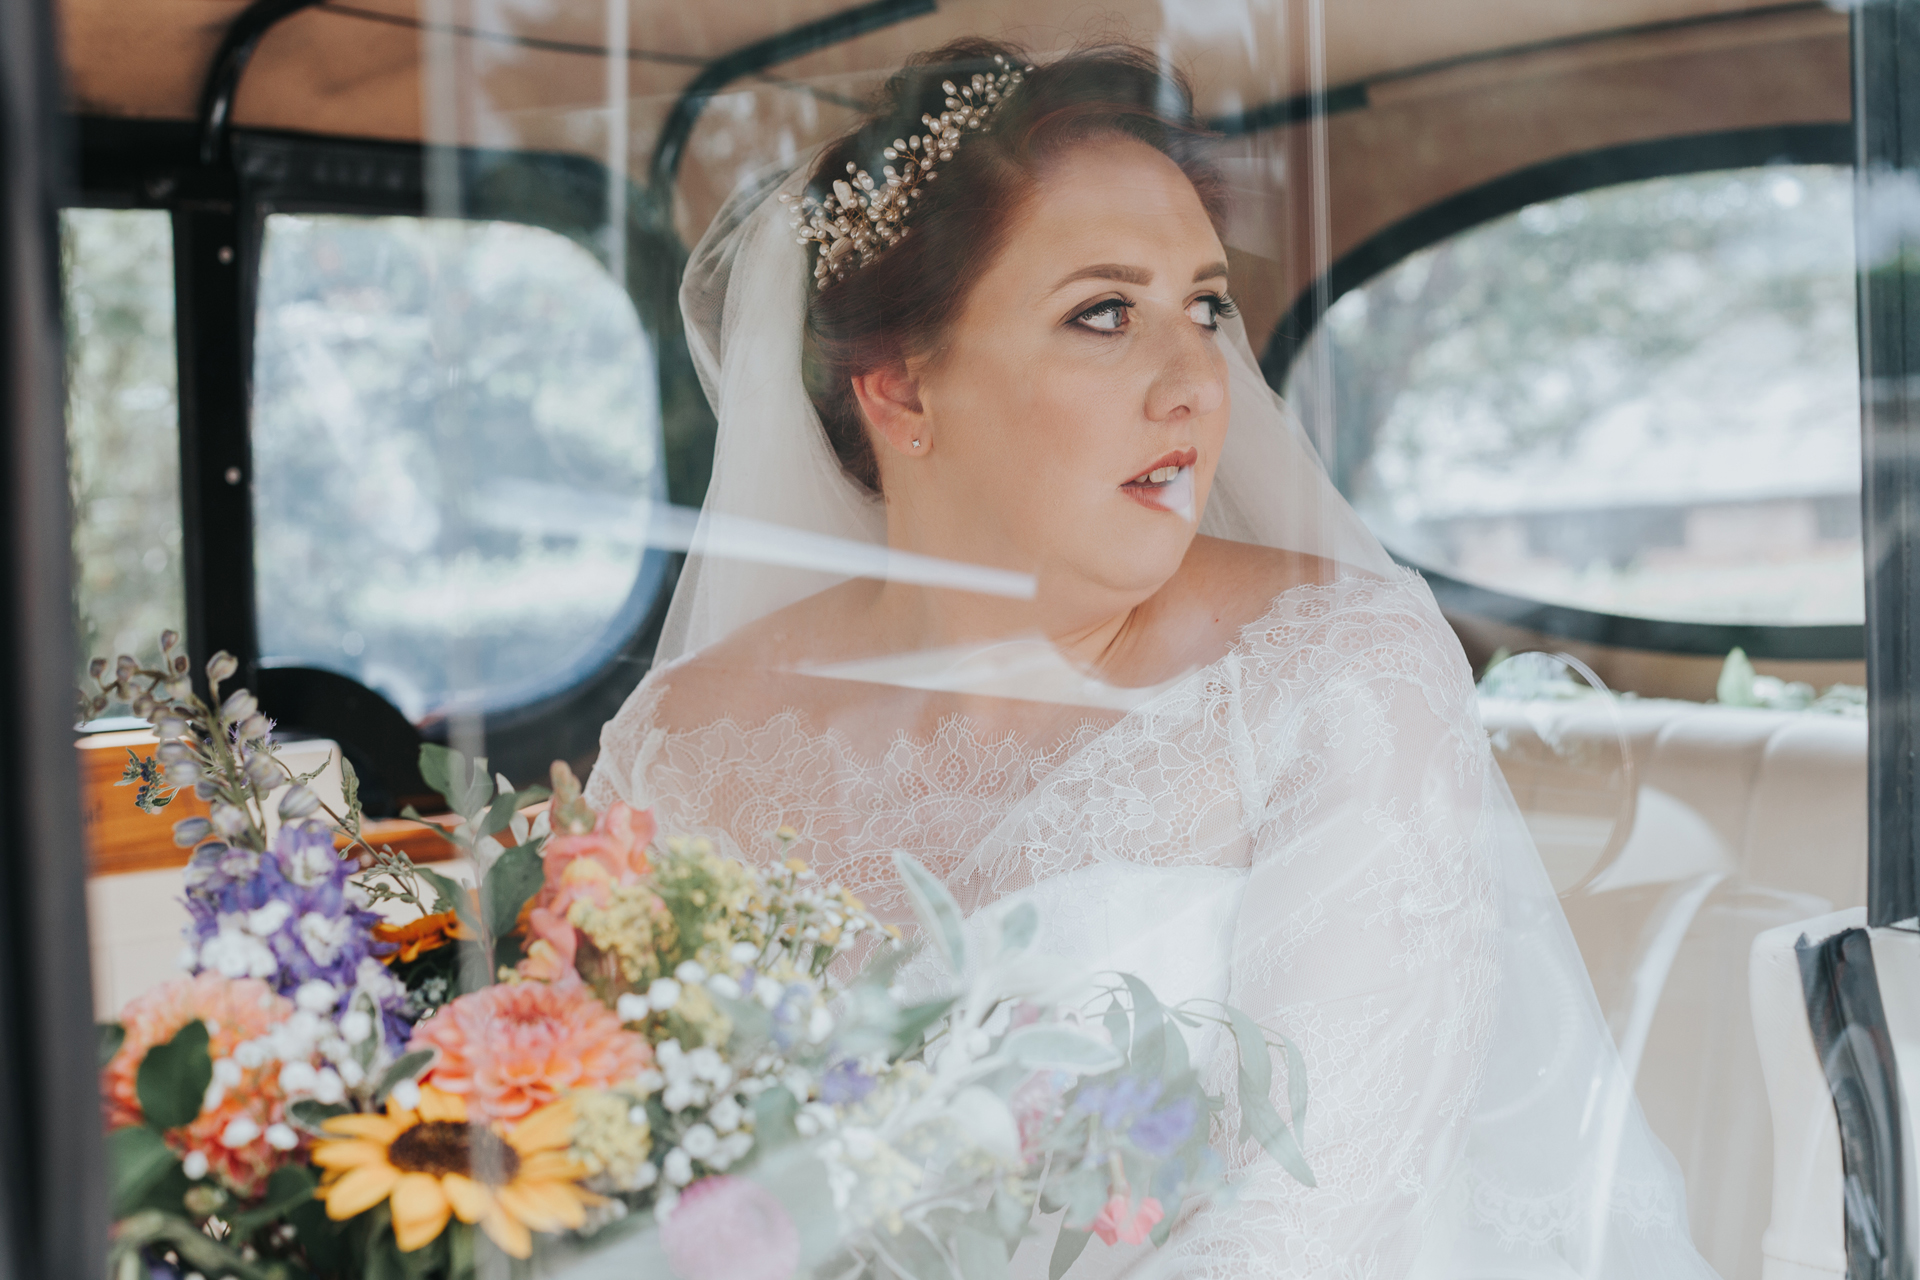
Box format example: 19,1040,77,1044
312,1084,601,1258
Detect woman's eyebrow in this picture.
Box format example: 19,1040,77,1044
1050,263,1152,291
1047,261,1231,293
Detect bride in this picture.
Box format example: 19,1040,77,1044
585,38,1717,1279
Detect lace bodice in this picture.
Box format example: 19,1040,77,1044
586,569,1710,1278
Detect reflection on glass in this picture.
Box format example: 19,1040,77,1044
252,214,663,720
61,208,185,690
1292,164,1860,626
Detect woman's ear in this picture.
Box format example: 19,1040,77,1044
851,363,930,456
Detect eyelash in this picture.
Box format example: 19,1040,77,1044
1071,292,1240,334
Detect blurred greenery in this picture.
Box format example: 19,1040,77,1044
61,208,185,696
1289,164,1862,626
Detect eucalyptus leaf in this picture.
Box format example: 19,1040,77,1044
1158,1013,1191,1083
97,1021,125,1069
136,1018,211,1130
955,1227,1011,1280
1238,1077,1315,1186
1000,901,1039,953
340,754,362,829
1120,975,1164,1076
1102,996,1130,1056
1060,1165,1109,1227
1004,1025,1124,1073
481,790,519,839
458,756,492,823
372,1049,436,1104
1225,1006,1272,1109
894,851,967,976
1282,1033,1310,1147
753,1085,801,1151
483,844,544,941
417,744,454,806
106,1125,176,1219
419,866,472,926
890,997,955,1059
1048,1226,1092,1280
289,1099,351,1131
990,1186,1032,1246
230,1164,319,1235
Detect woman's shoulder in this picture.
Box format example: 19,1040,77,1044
1179,537,1467,684
612,580,881,737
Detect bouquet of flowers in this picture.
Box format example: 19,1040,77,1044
88,636,1313,1280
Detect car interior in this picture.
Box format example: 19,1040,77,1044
44,1,1883,1275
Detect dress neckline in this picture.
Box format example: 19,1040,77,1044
633,566,1417,777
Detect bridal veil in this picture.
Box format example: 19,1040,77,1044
568,137,1724,1277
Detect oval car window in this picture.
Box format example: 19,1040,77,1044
251,213,663,720
1287,164,1861,627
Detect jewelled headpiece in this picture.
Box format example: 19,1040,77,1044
782,55,1030,290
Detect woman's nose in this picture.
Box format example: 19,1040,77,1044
1144,322,1227,423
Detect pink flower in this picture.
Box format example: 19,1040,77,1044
1009,1069,1067,1159
1090,1194,1164,1246
660,1176,799,1280
518,801,656,983
411,980,651,1124
101,973,302,1197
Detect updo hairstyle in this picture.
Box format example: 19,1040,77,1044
801,39,1227,494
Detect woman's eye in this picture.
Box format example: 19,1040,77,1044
1074,299,1129,332
1188,293,1237,330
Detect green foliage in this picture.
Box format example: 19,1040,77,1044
115,749,174,815
135,1018,211,1131
229,1164,321,1237
895,850,967,975
484,844,545,954
1226,1005,1314,1187
371,1050,436,1106
105,1125,176,1219
1047,1224,1092,1279
289,1099,351,1133
96,1021,125,1069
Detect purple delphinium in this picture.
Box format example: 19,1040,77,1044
1127,1095,1198,1157
181,820,408,1050
1072,1076,1196,1157
819,1059,877,1105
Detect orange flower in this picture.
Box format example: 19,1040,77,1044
373,911,474,964
410,980,651,1124
312,1084,599,1257
101,973,300,1196
518,801,655,983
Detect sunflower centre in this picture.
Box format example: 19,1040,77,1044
387,1121,521,1183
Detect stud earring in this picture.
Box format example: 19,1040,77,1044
911,439,921,449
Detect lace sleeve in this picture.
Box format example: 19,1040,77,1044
1180,605,1501,1277
584,670,674,816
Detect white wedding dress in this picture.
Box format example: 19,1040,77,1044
579,165,1721,1278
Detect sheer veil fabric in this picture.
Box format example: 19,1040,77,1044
585,166,1720,1278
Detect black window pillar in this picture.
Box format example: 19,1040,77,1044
0,0,107,1273
1860,0,1920,928
173,195,259,690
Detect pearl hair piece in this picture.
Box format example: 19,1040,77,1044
781,55,1030,290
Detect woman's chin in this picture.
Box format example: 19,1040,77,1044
1062,528,1196,599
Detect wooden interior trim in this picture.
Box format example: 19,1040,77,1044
79,731,462,878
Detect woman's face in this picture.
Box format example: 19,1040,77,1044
898,135,1232,612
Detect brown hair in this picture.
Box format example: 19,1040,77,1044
802,39,1226,493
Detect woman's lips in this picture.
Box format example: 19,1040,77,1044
1120,459,1197,520
1122,447,1199,486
